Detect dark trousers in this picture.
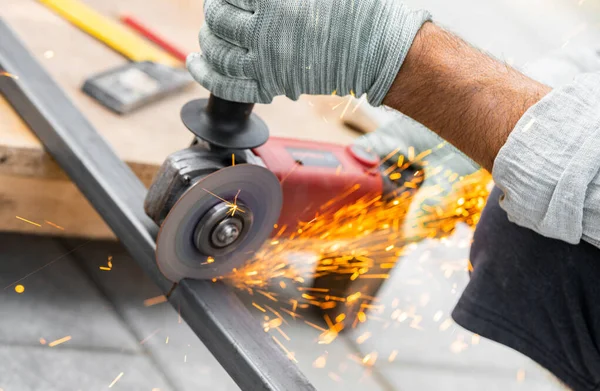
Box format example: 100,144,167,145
452,186,600,391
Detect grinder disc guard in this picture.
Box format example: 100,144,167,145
156,164,283,281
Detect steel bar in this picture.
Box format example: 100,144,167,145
0,18,315,391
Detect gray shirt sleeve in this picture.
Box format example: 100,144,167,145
492,71,600,248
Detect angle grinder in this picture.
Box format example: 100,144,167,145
145,95,406,282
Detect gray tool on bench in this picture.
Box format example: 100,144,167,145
82,61,193,115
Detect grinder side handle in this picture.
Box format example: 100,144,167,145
181,94,269,149
206,95,256,129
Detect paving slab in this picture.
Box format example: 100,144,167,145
235,292,391,391
62,239,240,391
65,238,392,391
350,228,537,369
343,226,559,390
0,345,172,391
376,364,565,391
0,233,138,353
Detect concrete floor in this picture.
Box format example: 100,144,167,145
3,0,600,390
0,230,562,391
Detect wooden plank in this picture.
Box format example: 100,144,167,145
0,174,114,239
0,0,360,168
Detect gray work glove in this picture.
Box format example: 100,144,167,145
187,0,431,106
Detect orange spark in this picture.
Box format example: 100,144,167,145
450,336,469,354
346,292,361,303
257,290,278,301
144,295,167,307
318,329,338,345
339,95,353,119
202,188,245,215
44,220,65,230
15,216,41,227
298,287,329,292
108,372,124,388
0,71,18,79
276,327,290,341
281,308,302,319
272,336,297,363
140,328,161,344
356,332,371,344
313,354,327,368
357,311,367,323
359,274,390,279
263,318,283,331
362,352,378,366
439,318,453,331
304,320,327,332
48,335,71,347
99,255,113,271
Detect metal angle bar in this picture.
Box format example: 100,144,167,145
0,18,315,391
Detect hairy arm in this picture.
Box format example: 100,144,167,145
383,23,552,171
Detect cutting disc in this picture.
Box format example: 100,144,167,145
156,164,283,282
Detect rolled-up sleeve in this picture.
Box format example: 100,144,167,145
493,72,600,249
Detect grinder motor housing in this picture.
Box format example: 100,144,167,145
145,95,389,281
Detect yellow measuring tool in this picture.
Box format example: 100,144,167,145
38,0,181,67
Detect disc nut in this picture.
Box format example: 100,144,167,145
211,218,243,248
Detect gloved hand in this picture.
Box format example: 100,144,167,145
187,0,431,106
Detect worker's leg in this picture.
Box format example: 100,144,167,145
452,186,600,391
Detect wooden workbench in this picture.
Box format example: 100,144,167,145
0,0,377,238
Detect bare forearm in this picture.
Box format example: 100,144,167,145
383,23,552,171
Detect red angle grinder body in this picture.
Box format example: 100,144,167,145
253,137,383,236
147,96,392,282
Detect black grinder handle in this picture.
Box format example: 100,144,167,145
205,95,256,128
180,94,269,149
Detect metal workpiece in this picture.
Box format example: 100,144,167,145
0,18,315,391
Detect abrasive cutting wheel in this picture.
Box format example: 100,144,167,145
155,164,283,282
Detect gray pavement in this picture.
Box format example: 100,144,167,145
0,227,562,391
